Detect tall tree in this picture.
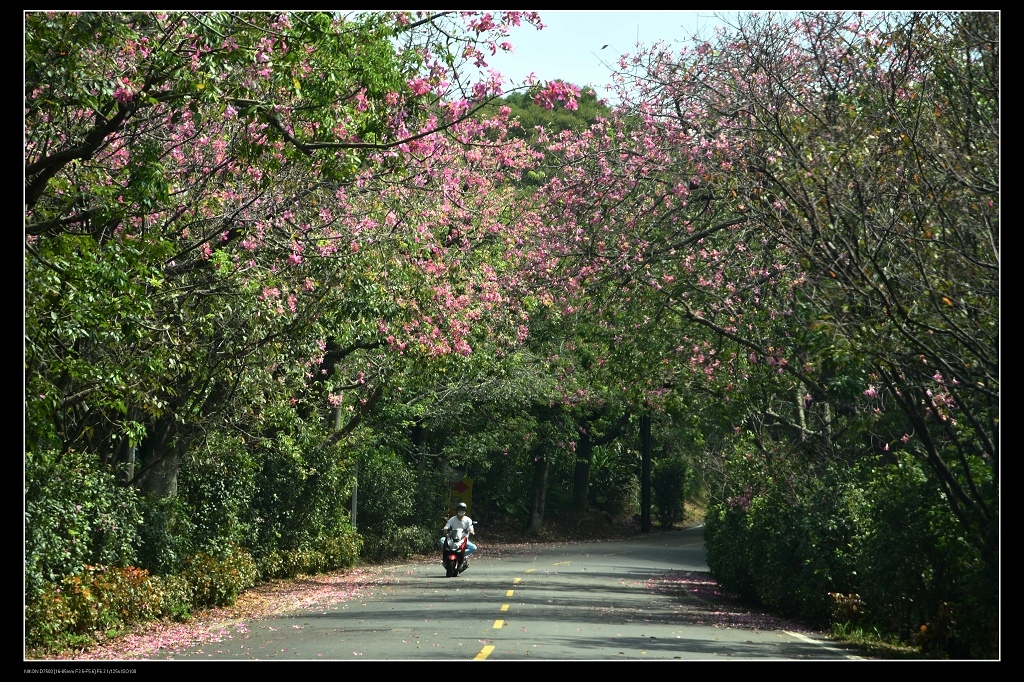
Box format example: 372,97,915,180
24,11,563,499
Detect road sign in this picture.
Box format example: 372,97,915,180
450,477,473,514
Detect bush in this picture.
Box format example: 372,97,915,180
849,454,995,657
25,565,164,649
25,449,142,605
153,573,195,622
652,455,687,528
705,450,997,657
179,543,259,608
177,433,258,556
358,523,436,563
355,448,416,531
246,429,355,562
135,493,196,576
256,527,363,579
588,445,639,517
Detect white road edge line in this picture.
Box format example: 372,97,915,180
783,631,865,660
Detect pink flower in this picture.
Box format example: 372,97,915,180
407,77,431,96
112,78,136,104
354,88,368,112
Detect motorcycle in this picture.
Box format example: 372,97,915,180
441,526,471,577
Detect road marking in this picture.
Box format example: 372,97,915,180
525,568,536,573
513,577,522,584
554,561,570,566
474,645,495,660
500,604,509,611
493,620,504,629
783,631,865,660
506,589,515,597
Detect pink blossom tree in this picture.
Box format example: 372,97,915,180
520,11,996,559
24,10,557,503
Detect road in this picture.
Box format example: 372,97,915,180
167,525,867,661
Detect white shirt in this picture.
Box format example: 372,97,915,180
445,514,474,534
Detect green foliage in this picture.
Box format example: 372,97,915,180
359,524,436,564
179,544,259,608
134,494,195,576
652,455,687,528
588,444,639,517
25,544,267,651
177,432,259,556
25,565,164,650
355,447,416,531
847,454,995,658
705,449,997,657
475,447,533,519
245,417,355,561
412,465,450,527
483,86,610,186
347,446,447,562
25,449,142,605
499,87,608,140
256,528,362,580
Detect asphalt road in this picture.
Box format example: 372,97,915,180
166,525,867,661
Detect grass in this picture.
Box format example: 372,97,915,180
830,622,923,660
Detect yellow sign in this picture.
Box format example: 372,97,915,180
450,476,473,515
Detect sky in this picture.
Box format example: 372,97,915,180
481,11,731,102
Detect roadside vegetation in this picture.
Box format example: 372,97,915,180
25,11,997,659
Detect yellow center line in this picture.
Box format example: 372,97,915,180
475,645,495,660
513,577,522,584
554,561,570,566
500,604,509,612
493,619,504,629
525,568,536,573
506,589,514,597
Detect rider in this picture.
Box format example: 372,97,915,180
441,502,477,559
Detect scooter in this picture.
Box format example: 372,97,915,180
441,526,470,577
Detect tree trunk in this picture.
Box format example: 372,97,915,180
135,446,180,499
572,431,594,511
640,413,652,534
133,417,180,498
528,447,548,534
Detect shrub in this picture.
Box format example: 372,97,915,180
153,573,195,622
179,543,259,608
135,493,196,576
358,523,436,563
652,455,687,528
25,565,164,649
246,430,355,562
256,528,362,580
25,449,142,605
177,432,258,556
705,450,997,657
355,448,415,531
588,445,639,517
849,454,994,657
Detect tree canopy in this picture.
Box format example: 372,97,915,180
24,10,998,658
